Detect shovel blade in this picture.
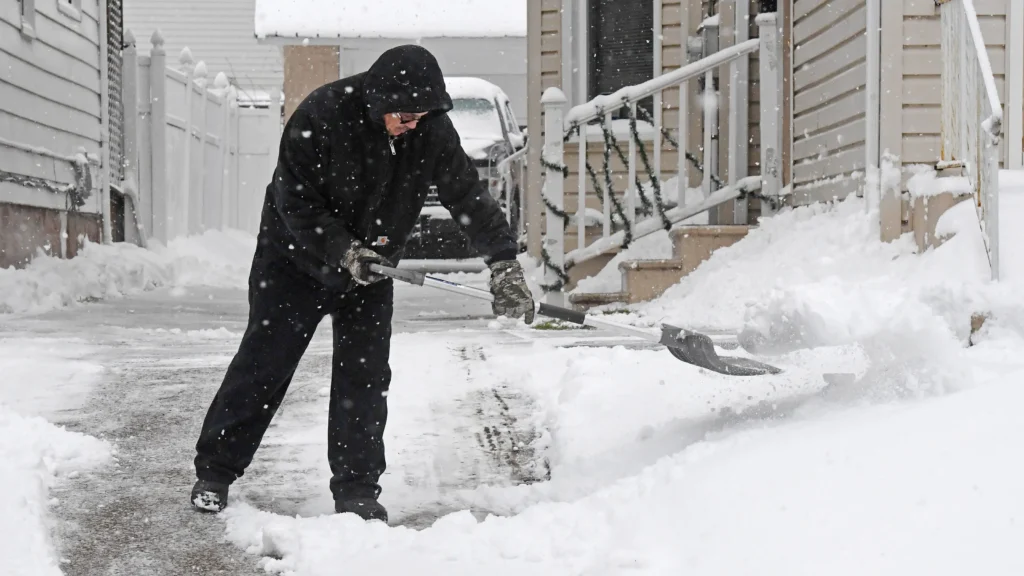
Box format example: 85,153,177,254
660,326,783,376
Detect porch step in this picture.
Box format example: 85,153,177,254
568,291,629,308
569,224,752,310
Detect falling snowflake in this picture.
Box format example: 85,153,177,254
301,130,312,138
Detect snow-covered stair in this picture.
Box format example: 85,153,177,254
999,169,1024,283
569,225,751,310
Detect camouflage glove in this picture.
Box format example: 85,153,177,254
488,260,535,324
341,240,392,285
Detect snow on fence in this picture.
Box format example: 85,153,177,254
121,30,282,246
939,0,1003,281
538,11,783,304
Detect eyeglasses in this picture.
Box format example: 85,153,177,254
392,112,427,124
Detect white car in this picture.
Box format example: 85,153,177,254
406,77,527,260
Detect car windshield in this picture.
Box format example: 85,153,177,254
448,98,503,141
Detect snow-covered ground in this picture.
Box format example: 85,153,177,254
1,181,1023,574
0,340,113,575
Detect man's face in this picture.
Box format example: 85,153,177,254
383,111,428,136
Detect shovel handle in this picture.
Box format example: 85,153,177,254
369,263,650,337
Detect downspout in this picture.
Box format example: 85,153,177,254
1008,0,1023,169
653,0,662,178
99,0,113,243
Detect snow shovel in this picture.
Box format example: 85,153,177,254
369,264,782,377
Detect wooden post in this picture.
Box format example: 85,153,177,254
540,87,567,306
215,72,232,231
730,0,750,224
122,29,145,240
178,48,195,238
700,17,720,224
149,30,169,243
757,13,782,216
194,61,209,233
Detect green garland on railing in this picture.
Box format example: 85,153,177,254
628,107,672,231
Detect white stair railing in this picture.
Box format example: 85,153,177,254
939,0,1003,280
538,13,784,303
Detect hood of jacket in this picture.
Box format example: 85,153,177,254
362,45,453,124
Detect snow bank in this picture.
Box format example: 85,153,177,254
212,190,1024,575
254,0,527,39
570,178,707,294
220,334,1024,575
0,229,256,315
0,406,113,575
999,169,1024,284
0,340,113,575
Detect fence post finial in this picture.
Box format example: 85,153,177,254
150,29,164,51
179,47,194,70
214,72,230,90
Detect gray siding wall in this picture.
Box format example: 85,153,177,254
791,0,868,204
123,0,283,97
336,37,528,121
0,0,103,214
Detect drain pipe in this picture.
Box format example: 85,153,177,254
99,0,112,244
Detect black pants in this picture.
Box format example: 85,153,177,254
194,248,393,501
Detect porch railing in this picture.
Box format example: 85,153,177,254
538,13,784,303
939,0,1003,280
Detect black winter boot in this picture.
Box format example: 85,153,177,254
191,479,229,513
335,498,388,522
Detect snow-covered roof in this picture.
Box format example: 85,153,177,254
444,77,506,101
254,0,527,40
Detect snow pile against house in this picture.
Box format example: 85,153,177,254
254,0,527,39
0,229,256,315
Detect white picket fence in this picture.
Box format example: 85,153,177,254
121,29,282,246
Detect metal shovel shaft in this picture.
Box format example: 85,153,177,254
369,264,663,344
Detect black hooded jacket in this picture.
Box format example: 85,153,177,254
255,45,518,291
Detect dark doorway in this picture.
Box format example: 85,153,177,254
588,0,654,115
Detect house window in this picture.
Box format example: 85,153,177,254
588,0,654,110
58,0,83,21
19,0,36,38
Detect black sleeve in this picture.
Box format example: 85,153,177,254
433,117,518,263
271,108,357,268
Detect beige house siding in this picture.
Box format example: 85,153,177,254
282,46,340,122
899,0,1008,166
790,0,868,204
540,0,561,91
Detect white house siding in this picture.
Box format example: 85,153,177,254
123,0,283,99
790,0,868,204
900,0,1008,166
335,37,527,121
0,0,105,267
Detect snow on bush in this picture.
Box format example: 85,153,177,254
0,229,256,315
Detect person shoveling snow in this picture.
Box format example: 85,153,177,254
190,45,536,523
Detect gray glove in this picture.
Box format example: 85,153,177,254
488,260,535,324
341,240,391,285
